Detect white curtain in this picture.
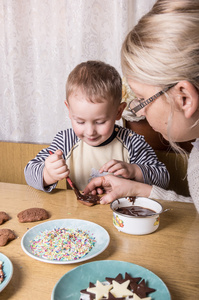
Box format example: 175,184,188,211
0,0,156,144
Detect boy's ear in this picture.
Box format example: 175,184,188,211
64,100,71,118
64,100,69,109
174,81,199,118
115,102,127,120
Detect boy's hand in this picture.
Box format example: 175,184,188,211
43,149,70,186
99,159,143,181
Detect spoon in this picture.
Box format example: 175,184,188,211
48,151,100,206
142,208,172,217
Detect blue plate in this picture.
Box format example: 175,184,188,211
51,260,171,300
21,219,110,264
0,253,13,292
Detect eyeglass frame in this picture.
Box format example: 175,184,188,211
128,83,177,117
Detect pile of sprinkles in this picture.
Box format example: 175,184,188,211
30,227,96,261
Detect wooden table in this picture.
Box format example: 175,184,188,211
0,182,198,300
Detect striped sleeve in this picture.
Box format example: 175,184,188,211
117,127,170,189
24,129,78,192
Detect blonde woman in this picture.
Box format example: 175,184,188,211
83,0,199,213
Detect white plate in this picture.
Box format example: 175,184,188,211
51,260,171,300
21,219,110,264
0,253,13,292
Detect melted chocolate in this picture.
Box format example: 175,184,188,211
127,197,136,204
116,206,156,217
48,151,100,206
72,183,100,206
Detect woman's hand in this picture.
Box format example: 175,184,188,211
43,149,70,186
99,159,144,181
83,174,152,204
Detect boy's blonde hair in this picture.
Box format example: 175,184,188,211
121,0,199,90
66,61,122,105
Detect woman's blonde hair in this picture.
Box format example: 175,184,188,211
121,0,199,90
121,0,199,154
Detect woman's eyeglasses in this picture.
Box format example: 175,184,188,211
128,83,176,117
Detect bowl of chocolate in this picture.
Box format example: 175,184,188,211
110,197,163,235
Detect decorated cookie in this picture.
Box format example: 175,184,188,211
107,292,126,299
0,229,16,246
124,272,141,285
80,282,96,300
0,212,10,225
111,280,133,298
106,272,141,286
76,193,101,207
133,293,151,300
80,273,156,300
87,281,113,300
0,261,4,283
131,279,156,298
17,208,49,223
106,273,126,285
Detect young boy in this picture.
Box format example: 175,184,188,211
24,60,169,192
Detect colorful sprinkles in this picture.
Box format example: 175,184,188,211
30,227,96,261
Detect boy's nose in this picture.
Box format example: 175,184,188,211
86,124,96,135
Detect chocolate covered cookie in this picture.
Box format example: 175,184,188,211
0,229,16,246
17,208,49,223
0,212,10,225
0,261,4,283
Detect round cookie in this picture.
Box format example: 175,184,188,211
17,208,49,223
0,229,16,246
0,212,10,225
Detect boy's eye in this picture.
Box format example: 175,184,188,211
96,121,106,125
75,120,106,125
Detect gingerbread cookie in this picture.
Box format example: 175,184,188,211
0,212,10,225
17,208,49,223
0,229,16,246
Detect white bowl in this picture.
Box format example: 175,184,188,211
110,197,163,235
